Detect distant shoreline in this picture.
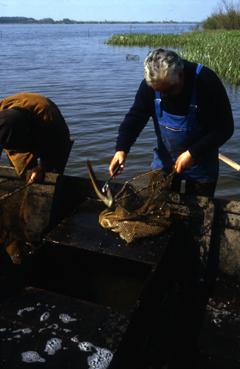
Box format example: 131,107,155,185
0,17,200,25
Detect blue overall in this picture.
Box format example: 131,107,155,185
151,64,218,182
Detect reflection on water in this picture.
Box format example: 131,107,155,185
0,23,239,199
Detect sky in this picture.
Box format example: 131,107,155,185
0,0,224,22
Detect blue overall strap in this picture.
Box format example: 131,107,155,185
196,63,203,75
154,91,163,140
189,63,203,108
154,91,161,120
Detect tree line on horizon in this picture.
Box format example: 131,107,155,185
0,17,197,25
0,17,90,24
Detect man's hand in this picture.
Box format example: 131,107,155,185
26,164,45,184
109,151,126,177
175,150,194,173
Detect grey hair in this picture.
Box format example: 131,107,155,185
144,48,184,86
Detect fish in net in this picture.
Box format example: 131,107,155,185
99,169,174,243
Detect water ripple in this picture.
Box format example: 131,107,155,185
0,23,239,198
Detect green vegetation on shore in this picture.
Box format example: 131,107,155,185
106,30,240,85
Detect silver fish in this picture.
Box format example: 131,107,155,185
86,161,113,208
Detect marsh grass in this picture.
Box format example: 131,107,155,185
106,30,240,85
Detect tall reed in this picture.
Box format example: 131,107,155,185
106,30,240,85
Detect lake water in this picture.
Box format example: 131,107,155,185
0,23,239,199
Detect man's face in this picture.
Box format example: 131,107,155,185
151,71,184,97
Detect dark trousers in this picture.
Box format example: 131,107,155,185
141,221,210,369
171,175,217,197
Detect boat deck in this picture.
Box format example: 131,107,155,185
0,167,239,368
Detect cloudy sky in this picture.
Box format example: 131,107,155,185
0,0,223,22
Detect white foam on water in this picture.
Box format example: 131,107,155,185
21,351,46,363
17,307,35,317
44,337,62,356
39,327,47,333
78,342,113,369
71,335,79,343
59,313,77,323
22,328,32,334
88,347,113,369
51,323,59,330
0,328,7,332
78,341,94,352
38,323,59,333
40,312,50,322
13,328,32,335
208,304,232,327
63,328,71,333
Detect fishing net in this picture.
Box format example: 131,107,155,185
99,169,174,243
0,181,44,264
0,184,27,264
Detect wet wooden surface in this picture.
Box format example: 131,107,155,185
0,287,129,369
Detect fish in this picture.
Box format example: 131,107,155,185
86,160,113,208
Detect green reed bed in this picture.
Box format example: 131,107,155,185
106,31,240,85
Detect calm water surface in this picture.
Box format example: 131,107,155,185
0,23,239,199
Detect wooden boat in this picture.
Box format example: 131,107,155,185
0,166,239,369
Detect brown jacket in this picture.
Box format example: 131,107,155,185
0,92,70,175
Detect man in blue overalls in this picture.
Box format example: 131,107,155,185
109,48,234,196
108,48,234,369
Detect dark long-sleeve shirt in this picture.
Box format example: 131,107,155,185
116,60,234,163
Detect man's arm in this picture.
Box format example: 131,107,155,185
115,79,153,154
109,80,153,176
189,68,234,162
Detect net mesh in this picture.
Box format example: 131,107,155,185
99,168,174,243
0,187,28,263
